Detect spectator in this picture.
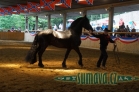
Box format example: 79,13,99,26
101,23,106,30
11,26,14,32
53,24,57,31
59,23,62,30
120,29,126,37
66,22,72,30
131,28,136,38
18,27,21,32
126,25,130,32
119,18,125,29
96,24,102,31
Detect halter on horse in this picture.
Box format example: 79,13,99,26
26,15,94,68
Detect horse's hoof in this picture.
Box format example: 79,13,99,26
30,62,33,64
30,61,35,64
62,64,67,68
38,64,44,68
80,64,83,68
78,62,83,67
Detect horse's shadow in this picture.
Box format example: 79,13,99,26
21,65,103,72
22,64,85,70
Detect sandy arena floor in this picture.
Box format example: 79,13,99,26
0,40,139,92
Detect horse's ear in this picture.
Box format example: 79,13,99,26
84,15,87,18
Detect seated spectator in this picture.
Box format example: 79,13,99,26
119,29,126,37
131,28,136,38
96,26,102,32
124,27,130,37
131,28,136,32
53,24,57,31
11,27,14,32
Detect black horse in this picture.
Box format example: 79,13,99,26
26,15,93,68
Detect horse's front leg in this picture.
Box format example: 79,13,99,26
38,43,48,68
74,47,83,67
62,48,71,68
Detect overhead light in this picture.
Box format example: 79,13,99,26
105,8,108,11
13,10,17,12
41,6,44,8
55,3,62,6
60,14,62,16
79,12,82,14
105,7,111,11
24,8,28,11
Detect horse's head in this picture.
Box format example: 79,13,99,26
81,15,94,32
69,15,94,34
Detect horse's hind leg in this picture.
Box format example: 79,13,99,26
73,47,83,67
30,46,40,64
38,43,48,67
62,48,71,68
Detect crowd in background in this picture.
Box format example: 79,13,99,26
6,18,139,38
91,18,139,38
113,19,139,38
7,27,21,32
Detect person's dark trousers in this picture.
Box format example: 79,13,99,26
97,46,108,67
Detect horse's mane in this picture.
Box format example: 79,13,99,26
68,17,83,30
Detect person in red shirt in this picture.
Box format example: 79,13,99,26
89,28,115,69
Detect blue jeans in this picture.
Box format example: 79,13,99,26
97,46,108,67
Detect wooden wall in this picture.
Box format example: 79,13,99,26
0,32,24,40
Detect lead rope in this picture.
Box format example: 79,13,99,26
113,42,120,64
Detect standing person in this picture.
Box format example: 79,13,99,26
119,18,125,29
101,23,106,30
89,28,115,69
59,23,62,30
126,25,130,32
18,27,21,32
53,24,57,31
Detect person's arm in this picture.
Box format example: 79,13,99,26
92,33,101,38
88,30,101,38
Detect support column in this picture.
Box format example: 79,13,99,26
63,13,67,31
25,15,29,31
35,16,38,30
108,7,114,32
47,14,51,29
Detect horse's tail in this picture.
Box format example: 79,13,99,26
25,34,39,64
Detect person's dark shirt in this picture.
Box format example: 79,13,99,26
92,33,115,47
